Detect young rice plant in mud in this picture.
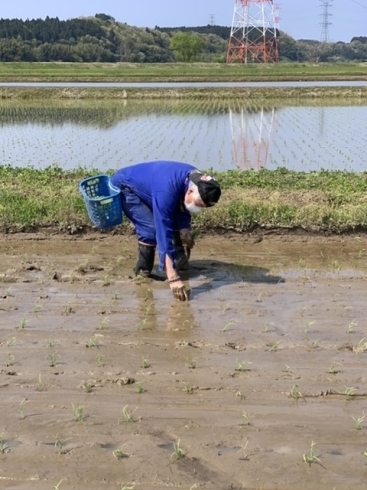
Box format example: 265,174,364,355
48,351,59,367
113,447,129,460
96,354,105,367
289,385,303,401
182,382,194,394
352,413,366,430
35,373,44,391
186,357,197,369
344,386,357,401
18,317,27,329
53,480,64,490
119,405,135,423
0,434,9,453
71,403,85,422
19,398,28,419
328,362,342,374
141,357,150,369
135,381,144,393
235,360,252,372
171,439,185,461
346,320,357,334
119,486,135,490
353,338,367,354
6,352,15,367
303,441,321,466
80,380,93,393
54,434,71,454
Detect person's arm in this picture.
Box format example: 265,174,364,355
152,192,190,301
165,254,190,301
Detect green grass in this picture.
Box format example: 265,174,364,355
1,166,367,234
1,61,367,82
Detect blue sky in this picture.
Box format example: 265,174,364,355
1,0,366,43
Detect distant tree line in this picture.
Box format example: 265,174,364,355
0,14,366,63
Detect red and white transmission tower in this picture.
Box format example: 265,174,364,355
226,0,280,63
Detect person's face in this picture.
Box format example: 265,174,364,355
184,188,206,213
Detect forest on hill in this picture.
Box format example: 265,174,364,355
0,13,366,63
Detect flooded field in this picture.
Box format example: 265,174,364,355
1,98,367,172
1,233,367,489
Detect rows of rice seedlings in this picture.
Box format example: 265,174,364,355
1,100,366,172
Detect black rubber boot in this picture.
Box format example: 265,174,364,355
173,231,190,271
133,244,155,277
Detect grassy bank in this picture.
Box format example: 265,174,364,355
1,166,367,235
1,62,367,82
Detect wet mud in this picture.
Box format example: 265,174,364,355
1,233,367,490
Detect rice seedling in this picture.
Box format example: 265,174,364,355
303,441,321,466
54,434,71,454
171,439,185,461
222,319,236,332
239,439,250,461
311,339,320,349
80,380,93,393
0,434,9,453
182,382,193,394
353,338,367,354
236,391,245,400
18,317,27,329
328,362,342,374
235,360,252,372
96,354,105,367
344,386,357,401
269,340,280,352
62,304,74,316
102,274,110,286
186,357,197,369
141,357,150,369
71,403,85,422
19,398,28,419
113,447,129,459
47,337,57,348
289,385,303,400
241,412,251,426
135,381,144,393
352,413,365,430
119,405,135,424
86,336,97,348
53,480,64,490
119,485,135,490
6,352,15,367
304,321,315,334
97,317,109,330
36,373,44,391
6,336,17,347
347,320,357,334
48,351,59,367
32,301,42,313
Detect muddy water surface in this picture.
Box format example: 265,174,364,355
1,234,367,490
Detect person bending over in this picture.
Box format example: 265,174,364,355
110,160,221,301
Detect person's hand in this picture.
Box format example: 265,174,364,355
169,280,190,301
179,229,195,249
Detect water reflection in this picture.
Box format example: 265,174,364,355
1,99,366,172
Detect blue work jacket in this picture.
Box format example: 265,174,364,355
111,160,197,269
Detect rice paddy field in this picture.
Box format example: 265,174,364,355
1,97,367,172
1,72,367,489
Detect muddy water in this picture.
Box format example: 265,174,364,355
1,234,367,490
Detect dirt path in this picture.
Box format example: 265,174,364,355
1,233,367,490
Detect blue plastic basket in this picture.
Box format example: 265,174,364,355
79,175,122,229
